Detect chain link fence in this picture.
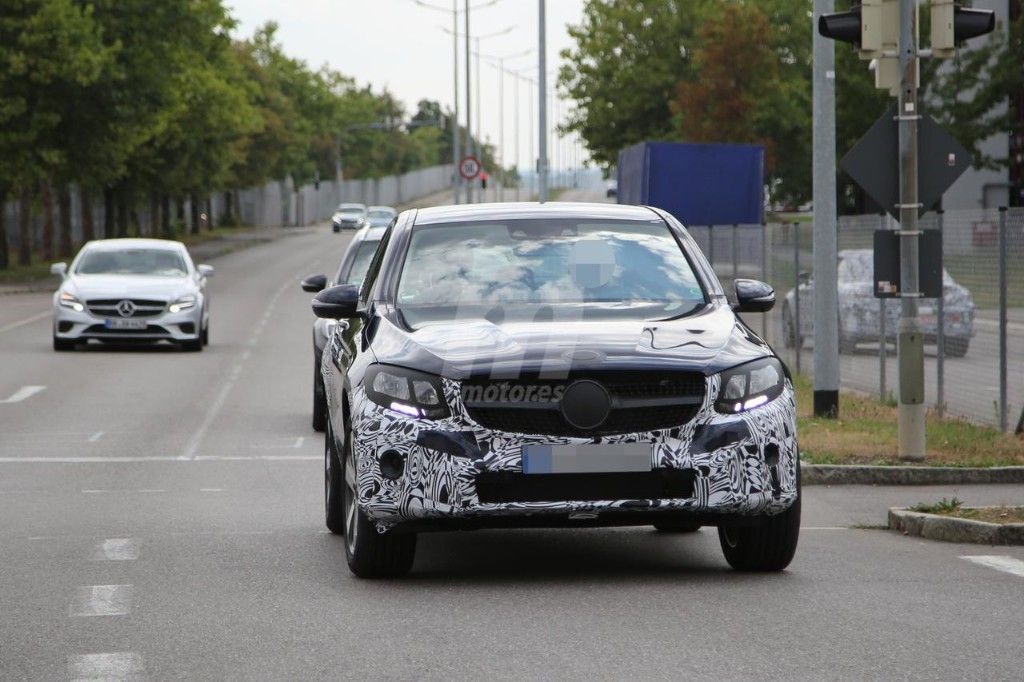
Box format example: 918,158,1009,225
693,208,1024,431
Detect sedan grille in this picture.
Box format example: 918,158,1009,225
462,370,705,437
86,298,167,318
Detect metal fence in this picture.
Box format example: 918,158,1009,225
693,208,1024,432
1,165,455,251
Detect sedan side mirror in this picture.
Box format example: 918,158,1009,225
312,284,362,319
51,262,67,277
301,273,328,293
733,279,775,313
197,264,215,277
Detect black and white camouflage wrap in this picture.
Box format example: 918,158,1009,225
325,357,799,532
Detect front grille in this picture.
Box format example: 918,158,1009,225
476,469,695,503
462,370,705,437
86,298,166,318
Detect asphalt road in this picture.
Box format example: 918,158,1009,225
2,195,1024,680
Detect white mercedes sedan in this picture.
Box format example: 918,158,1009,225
50,238,213,352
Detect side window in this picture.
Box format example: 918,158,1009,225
359,224,393,303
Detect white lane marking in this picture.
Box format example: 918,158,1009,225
68,652,145,680
82,489,109,494
0,455,320,463
960,555,1024,579
92,538,139,561
200,488,225,492
69,584,133,617
293,436,304,449
0,311,50,334
137,489,165,493
87,431,105,443
179,278,292,460
0,385,45,404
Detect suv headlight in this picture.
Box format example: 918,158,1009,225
59,291,84,312
364,364,449,419
168,295,196,313
715,357,785,413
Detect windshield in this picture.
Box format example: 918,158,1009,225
339,240,381,288
337,205,365,215
76,248,188,277
397,219,706,325
367,210,394,225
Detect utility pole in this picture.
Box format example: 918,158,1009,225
812,0,839,418
514,70,520,201
465,0,474,203
538,0,548,202
498,55,504,200
452,0,461,204
896,0,925,460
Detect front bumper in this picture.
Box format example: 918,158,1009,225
842,303,975,342
53,305,203,343
336,370,799,531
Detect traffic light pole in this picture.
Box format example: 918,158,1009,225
896,0,925,460
812,0,839,418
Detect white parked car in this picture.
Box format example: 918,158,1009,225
51,238,212,352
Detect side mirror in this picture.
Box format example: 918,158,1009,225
197,264,215,277
50,262,67,277
312,284,361,319
301,273,328,293
733,279,775,313
798,271,812,285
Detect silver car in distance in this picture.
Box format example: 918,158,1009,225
51,238,213,352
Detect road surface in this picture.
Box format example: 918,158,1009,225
2,191,1023,680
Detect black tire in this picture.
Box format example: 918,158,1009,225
332,225,340,233
312,358,326,433
945,337,969,358
324,422,345,534
782,305,801,349
718,466,801,572
53,335,75,352
201,322,209,346
181,336,203,352
653,520,702,533
340,420,416,578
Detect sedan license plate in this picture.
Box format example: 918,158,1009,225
105,318,148,330
522,444,652,474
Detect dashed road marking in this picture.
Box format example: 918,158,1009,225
68,652,145,680
0,311,50,334
960,555,1024,578
0,385,45,404
200,488,225,492
69,584,133,617
91,538,139,561
88,431,105,443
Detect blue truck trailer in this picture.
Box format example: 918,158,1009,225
617,141,765,226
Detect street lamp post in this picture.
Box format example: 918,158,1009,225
538,0,548,202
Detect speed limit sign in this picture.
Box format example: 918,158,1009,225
459,155,481,181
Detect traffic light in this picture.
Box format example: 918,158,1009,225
818,0,892,59
932,1,997,58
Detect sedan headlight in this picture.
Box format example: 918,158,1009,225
715,357,785,413
59,291,84,312
168,295,196,313
364,364,449,419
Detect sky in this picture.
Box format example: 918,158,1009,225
225,0,589,170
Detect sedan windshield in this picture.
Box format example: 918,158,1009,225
76,248,188,277
397,219,706,325
338,241,380,288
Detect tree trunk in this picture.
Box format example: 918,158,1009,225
0,186,9,269
116,194,127,238
103,187,115,239
58,184,73,256
149,195,159,237
81,191,95,242
223,191,233,226
161,195,171,238
40,179,54,261
18,186,32,266
190,193,200,234
176,198,185,233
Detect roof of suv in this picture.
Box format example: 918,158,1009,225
412,202,661,226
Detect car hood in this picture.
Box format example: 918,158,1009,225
64,274,195,301
370,303,774,379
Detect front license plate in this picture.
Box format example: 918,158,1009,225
522,444,652,474
105,318,148,330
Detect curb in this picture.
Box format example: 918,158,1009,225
888,507,1024,545
803,464,1024,486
